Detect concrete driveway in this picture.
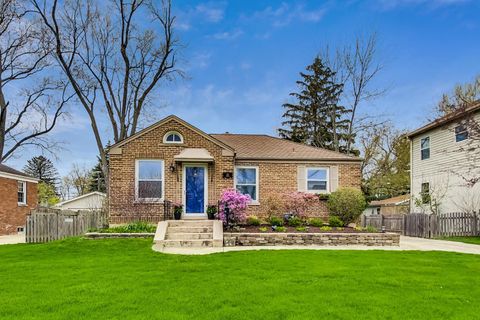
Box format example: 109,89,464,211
0,234,25,245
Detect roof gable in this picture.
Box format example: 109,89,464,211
0,164,39,183
108,115,234,153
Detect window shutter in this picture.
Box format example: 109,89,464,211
330,166,339,193
297,166,306,191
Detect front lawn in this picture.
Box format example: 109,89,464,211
1,239,479,319
438,236,480,245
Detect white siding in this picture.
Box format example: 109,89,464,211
410,112,480,213
56,193,105,211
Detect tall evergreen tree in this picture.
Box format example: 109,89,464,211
279,57,352,153
23,156,59,187
88,157,106,193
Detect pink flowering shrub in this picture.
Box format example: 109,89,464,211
283,191,319,219
218,189,250,226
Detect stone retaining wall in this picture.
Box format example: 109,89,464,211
223,232,400,247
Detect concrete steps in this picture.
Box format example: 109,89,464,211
153,220,223,250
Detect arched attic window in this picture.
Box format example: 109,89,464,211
163,131,184,144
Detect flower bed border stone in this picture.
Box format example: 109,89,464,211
223,232,400,247
85,232,154,239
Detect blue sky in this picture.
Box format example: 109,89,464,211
7,0,480,175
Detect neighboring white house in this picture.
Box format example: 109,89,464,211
408,102,480,214
55,191,106,211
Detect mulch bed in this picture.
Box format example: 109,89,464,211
226,225,377,233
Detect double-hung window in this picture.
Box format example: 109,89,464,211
136,160,164,201
455,125,469,142
421,182,430,204
17,181,26,205
306,167,329,192
420,137,430,160
235,166,258,202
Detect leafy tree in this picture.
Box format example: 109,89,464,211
279,57,352,153
360,123,410,200
88,158,106,193
23,156,59,187
38,182,60,206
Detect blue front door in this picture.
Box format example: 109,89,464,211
185,166,205,214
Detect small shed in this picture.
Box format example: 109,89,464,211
55,192,106,211
363,194,410,216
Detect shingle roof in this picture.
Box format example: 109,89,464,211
369,194,410,207
0,163,31,178
211,134,361,161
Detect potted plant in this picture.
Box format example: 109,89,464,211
173,203,183,220
207,205,217,220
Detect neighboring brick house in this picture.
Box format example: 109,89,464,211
0,164,38,235
108,115,361,223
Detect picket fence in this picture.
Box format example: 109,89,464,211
362,212,479,238
26,208,105,243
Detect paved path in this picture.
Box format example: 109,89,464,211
0,234,25,245
153,236,480,255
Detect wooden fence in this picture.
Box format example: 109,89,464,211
26,208,105,243
362,212,479,238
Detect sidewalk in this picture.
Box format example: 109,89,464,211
0,234,25,245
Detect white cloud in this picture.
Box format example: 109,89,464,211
253,2,326,27
195,3,225,22
377,0,470,10
211,29,244,40
176,1,226,31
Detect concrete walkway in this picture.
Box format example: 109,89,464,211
152,236,480,255
0,234,25,245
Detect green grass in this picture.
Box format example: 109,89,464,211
1,239,480,319
438,236,480,245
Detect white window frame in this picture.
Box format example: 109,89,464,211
17,181,26,205
163,131,184,144
455,125,469,142
420,136,430,160
234,166,259,204
306,167,329,193
135,159,164,202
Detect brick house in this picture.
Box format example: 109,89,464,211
108,115,361,223
0,164,38,235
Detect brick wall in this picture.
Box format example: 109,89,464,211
109,119,235,223
0,177,37,235
236,161,361,219
108,118,362,223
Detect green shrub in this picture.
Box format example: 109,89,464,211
320,226,332,231
288,216,303,227
365,225,378,233
269,216,284,226
95,221,156,233
328,216,344,227
296,226,308,232
354,226,364,231
275,226,287,232
259,226,268,232
246,215,261,226
308,218,324,227
327,187,366,225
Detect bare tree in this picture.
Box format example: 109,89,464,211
31,0,181,177
62,163,91,197
0,0,69,161
322,33,385,154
